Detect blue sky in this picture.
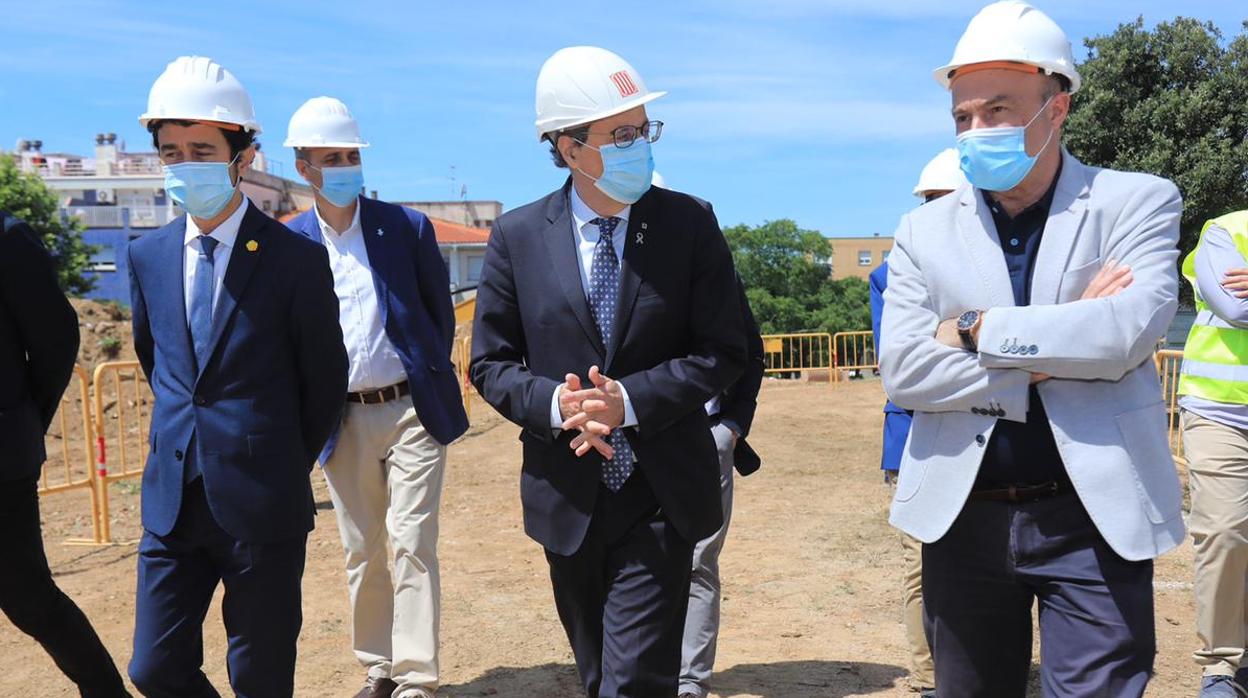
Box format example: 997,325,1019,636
2,1,1243,237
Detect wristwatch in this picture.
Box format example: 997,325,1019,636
956,310,984,352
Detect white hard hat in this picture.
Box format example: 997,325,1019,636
934,1,1082,94
913,149,967,197
139,56,262,134
651,171,668,189
284,96,370,149
535,46,666,140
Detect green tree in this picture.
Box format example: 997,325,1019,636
724,219,870,335
0,154,96,295
1065,17,1248,257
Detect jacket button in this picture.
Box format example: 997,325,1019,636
174,449,183,461
996,409,1006,417
972,407,982,415
1029,345,1039,354
194,395,207,406
975,435,986,446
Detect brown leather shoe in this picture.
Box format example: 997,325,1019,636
353,676,398,698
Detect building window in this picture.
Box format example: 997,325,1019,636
858,250,873,266
882,250,890,262
467,255,485,283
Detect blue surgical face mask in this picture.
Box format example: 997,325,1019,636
576,138,655,205
309,164,364,208
956,95,1056,192
164,157,240,219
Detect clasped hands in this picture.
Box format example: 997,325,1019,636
557,365,626,459
932,260,1135,385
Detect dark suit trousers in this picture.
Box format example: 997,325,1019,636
129,480,306,698
0,476,128,697
923,493,1155,698
545,472,695,698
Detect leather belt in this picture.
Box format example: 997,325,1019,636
346,382,410,405
969,480,1068,503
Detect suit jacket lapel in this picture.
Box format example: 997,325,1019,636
196,205,266,381
357,198,391,326
606,191,655,370
542,183,606,357
957,186,1016,309
154,219,196,383
1030,151,1091,305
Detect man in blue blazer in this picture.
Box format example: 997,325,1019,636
471,47,747,697
284,96,468,698
867,148,963,698
126,57,347,697
0,211,130,696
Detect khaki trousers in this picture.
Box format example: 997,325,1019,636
1183,410,1248,677
890,476,935,688
323,398,447,697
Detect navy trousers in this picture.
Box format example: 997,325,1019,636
922,493,1155,698
0,476,129,697
545,472,695,698
129,479,307,698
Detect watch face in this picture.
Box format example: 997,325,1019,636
957,310,979,331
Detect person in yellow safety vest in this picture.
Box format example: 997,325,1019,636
1179,209,1248,697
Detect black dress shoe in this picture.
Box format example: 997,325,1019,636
353,676,398,698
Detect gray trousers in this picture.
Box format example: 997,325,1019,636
678,422,736,697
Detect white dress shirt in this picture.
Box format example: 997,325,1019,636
316,203,408,393
183,197,248,325
550,185,638,432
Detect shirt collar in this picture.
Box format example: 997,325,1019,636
314,200,362,238
986,158,1064,223
569,182,630,235
184,196,249,250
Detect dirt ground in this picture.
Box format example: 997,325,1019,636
2,377,1203,697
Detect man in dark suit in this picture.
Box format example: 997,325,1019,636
0,211,130,696
284,96,469,698
127,56,348,697
470,46,747,697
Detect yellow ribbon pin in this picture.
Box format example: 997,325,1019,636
246,240,259,252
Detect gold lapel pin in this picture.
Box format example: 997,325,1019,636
246,240,259,252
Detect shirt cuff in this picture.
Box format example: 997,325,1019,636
550,383,563,435
619,381,639,429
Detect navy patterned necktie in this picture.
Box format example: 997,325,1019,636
185,234,218,483
588,217,634,492
189,235,219,369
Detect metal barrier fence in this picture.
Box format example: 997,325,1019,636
833,331,877,383
92,361,151,544
38,365,103,544
1156,349,1185,465
761,332,835,383
456,335,476,421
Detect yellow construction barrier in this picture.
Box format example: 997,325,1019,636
92,361,152,544
1156,349,1185,465
38,365,104,544
760,332,834,383
833,331,877,383
456,335,476,421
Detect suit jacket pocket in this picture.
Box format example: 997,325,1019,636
247,429,302,459
1115,401,1183,524
894,412,943,502
1058,256,1101,302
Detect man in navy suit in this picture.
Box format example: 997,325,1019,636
0,211,130,696
470,47,747,697
284,96,469,698
126,57,347,697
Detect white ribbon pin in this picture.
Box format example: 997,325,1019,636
377,228,385,237
637,222,647,245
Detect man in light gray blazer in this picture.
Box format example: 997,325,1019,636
880,2,1184,696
